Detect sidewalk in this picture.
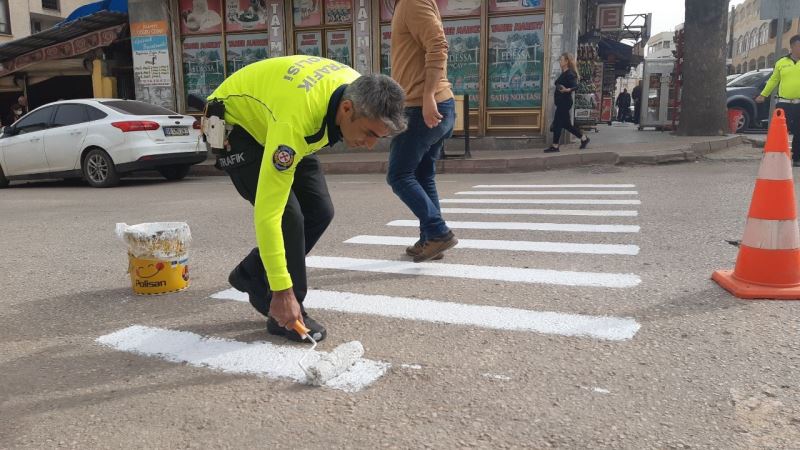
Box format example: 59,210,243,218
190,122,747,176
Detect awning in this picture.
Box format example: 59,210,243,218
60,0,128,26
598,37,642,71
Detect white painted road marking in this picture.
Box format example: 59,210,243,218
456,190,639,196
387,220,640,233
473,184,636,188
96,325,389,392
305,256,641,288
441,207,638,217
344,235,640,255
440,198,642,205
211,289,641,341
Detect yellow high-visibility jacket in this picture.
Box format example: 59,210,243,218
761,55,800,100
208,56,360,291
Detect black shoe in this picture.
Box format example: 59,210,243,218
267,314,326,342
544,146,560,153
580,136,590,149
228,264,270,318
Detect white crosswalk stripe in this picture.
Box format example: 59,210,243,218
456,190,639,196
440,207,638,217
387,220,640,233
473,184,636,188
344,235,640,255
440,198,641,205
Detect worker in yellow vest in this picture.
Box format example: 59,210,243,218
757,34,800,166
206,56,407,342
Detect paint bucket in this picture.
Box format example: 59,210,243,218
116,222,191,295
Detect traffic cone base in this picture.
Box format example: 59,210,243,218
712,270,800,300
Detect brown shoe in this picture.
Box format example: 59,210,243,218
413,231,457,263
406,239,444,260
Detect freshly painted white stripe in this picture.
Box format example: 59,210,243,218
441,207,638,217
457,190,638,196
305,256,641,288
387,220,640,233
345,235,639,255
211,289,641,341
96,325,388,392
441,198,642,205
473,184,636,188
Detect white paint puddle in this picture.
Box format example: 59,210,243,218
305,256,641,288
211,288,641,341
473,184,636,189
401,364,423,370
456,190,639,196
96,325,389,392
440,198,642,205
345,235,640,256
440,207,638,217
482,373,512,381
387,220,640,234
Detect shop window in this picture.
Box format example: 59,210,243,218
41,0,59,11
326,29,352,66
179,0,223,35
182,35,225,104
443,19,481,108
489,0,543,14
226,33,269,74
295,30,322,56
292,1,354,67
0,0,10,34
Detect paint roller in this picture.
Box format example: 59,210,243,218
291,320,364,386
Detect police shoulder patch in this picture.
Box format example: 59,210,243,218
272,145,296,172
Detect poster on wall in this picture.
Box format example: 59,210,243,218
267,0,285,56
225,0,269,32
182,36,225,108
179,0,223,34
381,0,479,21
325,0,352,24
575,44,602,123
326,30,352,66
380,25,392,75
490,0,542,13
293,0,322,27
133,35,171,86
443,19,480,108
487,15,544,108
226,33,269,74
295,31,322,56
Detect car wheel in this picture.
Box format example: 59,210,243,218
157,164,191,181
0,164,9,188
82,148,120,188
731,107,751,133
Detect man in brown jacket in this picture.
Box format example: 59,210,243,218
387,0,458,263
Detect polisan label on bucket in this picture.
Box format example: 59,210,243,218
129,255,189,295
116,222,192,296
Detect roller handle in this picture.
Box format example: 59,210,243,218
291,320,310,338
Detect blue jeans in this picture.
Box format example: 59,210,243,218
387,98,456,241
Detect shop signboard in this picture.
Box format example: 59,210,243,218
326,30,352,67
487,15,544,108
489,0,542,13
296,31,322,56
225,0,269,32
182,35,225,104
353,0,372,73
179,0,223,35
226,33,269,74
267,0,285,56
131,21,171,88
443,19,480,108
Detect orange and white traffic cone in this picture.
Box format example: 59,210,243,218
712,108,800,299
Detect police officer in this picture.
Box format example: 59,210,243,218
207,56,406,341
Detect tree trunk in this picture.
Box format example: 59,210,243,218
678,0,729,136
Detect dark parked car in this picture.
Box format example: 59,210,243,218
726,69,773,132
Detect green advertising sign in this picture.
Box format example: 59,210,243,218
487,15,544,108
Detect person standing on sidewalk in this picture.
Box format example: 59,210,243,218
757,34,800,166
632,81,642,124
616,88,631,122
387,0,458,262
545,52,589,153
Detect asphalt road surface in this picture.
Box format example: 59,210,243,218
1,154,798,448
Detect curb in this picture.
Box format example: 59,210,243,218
189,135,746,177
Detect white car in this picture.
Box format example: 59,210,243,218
0,99,207,188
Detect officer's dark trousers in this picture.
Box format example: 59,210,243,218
219,126,334,317
777,103,800,162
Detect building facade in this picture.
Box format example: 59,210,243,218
645,31,674,59
0,0,87,44
729,0,800,75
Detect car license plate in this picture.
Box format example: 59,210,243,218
163,126,189,136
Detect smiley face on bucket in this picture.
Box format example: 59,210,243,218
136,262,165,279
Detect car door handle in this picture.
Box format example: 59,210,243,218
29,138,41,142
69,131,82,136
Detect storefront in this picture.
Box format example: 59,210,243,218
169,0,552,136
